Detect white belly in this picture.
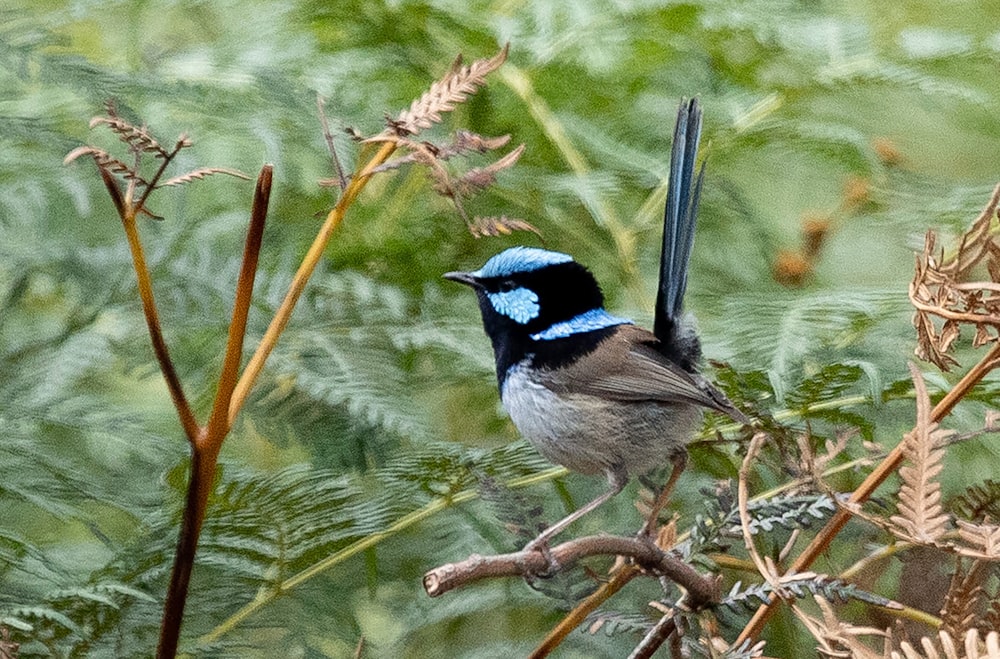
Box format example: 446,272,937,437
500,363,700,478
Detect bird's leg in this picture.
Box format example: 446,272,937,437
523,469,628,556
639,452,687,538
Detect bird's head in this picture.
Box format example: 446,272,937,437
445,247,630,345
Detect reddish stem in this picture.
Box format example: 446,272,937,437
156,166,272,657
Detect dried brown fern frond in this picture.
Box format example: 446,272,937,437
159,167,251,187
793,598,888,659
437,143,525,199
469,215,540,238
955,520,1000,559
383,44,509,137
90,100,171,158
891,629,1000,659
364,132,513,175
889,364,953,544
64,146,141,181
984,598,1000,634
911,184,1000,370
65,106,248,220
940,560,988,640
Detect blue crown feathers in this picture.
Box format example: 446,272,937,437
473,247,574,279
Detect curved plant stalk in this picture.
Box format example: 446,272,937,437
110,165,201,443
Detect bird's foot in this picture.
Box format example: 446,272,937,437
521,537,560,578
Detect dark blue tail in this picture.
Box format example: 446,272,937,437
654,98,704,347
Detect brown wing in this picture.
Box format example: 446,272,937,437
537,325,747,421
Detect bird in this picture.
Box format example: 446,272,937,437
444,99,748,553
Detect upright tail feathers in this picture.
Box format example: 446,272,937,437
654,97,704,348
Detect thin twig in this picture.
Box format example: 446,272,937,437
629,614,678,659
529,564,642,658
317,95,348,191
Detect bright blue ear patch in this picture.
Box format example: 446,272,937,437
530,308,633,341
487,287,540,324
475,247,573,279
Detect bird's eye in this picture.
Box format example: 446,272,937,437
498,280,517,292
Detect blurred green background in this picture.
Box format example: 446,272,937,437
2,0,1000,656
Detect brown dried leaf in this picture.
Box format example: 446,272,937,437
940,561,988,641
387,44,509,136
910,185,1000,370
891,629,1000,659
158,167,251,187
63,146,129,173
973,324,995,348
469,215,541,238
889,364,953,543
89,115,169,158
913,311,960,371
945,185,1000,280
450,143,525,198
955,520,1000,558
939,320,962,354
792,598,888,659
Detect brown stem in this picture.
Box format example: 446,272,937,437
120,206,200,442
530,564,641,658
206,165,271,436
423,535,718,608
630,614,678,659
157,166,272,657
227,140,397,425
156,437,218,659
736,342,1000,644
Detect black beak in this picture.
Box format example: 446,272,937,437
443,271,480,288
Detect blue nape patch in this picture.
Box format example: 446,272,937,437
487,287,540,324
474,247,573,279
530,308,633,341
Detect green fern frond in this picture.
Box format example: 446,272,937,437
718,290,906,393
0,605,79,636
583,610,654,637
721,574,895,613
952,480,1000,524
743,494,839,535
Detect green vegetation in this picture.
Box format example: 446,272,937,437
3,1,1000,656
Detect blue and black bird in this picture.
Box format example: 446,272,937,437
445,99,748,550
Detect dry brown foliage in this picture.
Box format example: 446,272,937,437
888,365,952,544
911,184,1000,370
385,45,509,137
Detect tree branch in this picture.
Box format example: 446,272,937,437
423,534,719,609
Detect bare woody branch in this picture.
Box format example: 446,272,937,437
423,534,719,609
